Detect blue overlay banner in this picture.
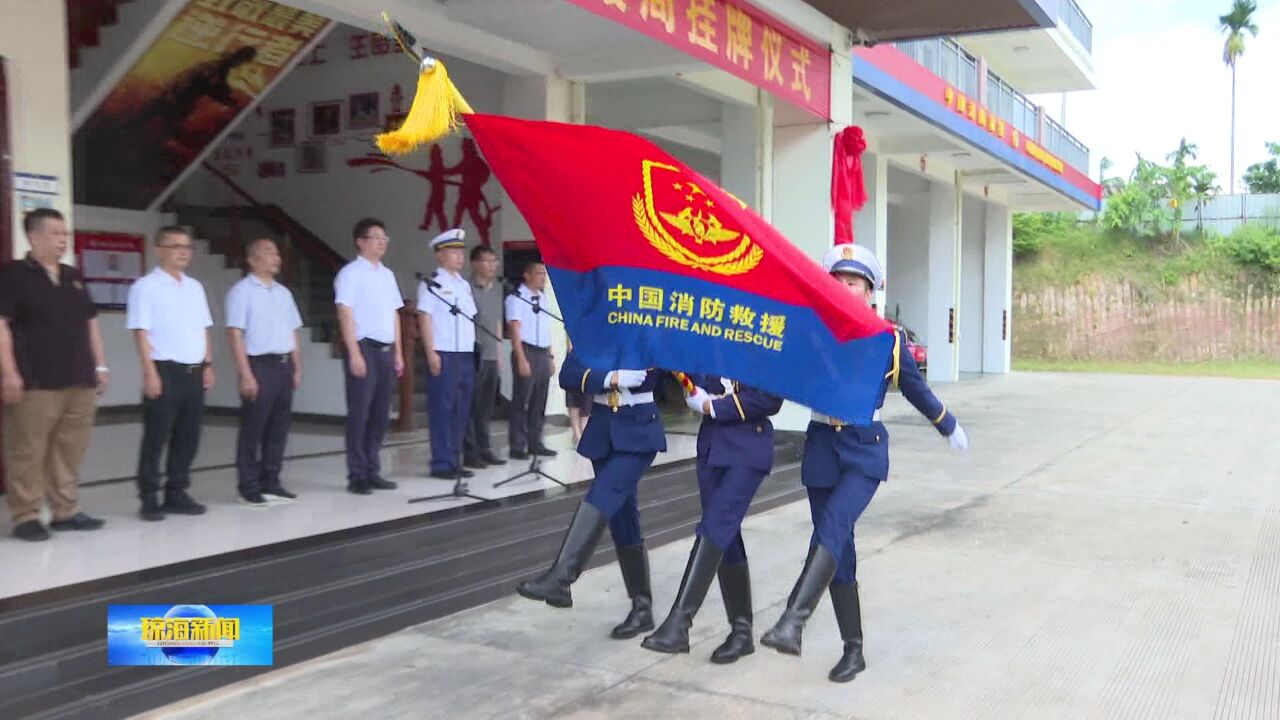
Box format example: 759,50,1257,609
107,604,273,666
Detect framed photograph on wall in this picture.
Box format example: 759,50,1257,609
348,91,380,130
310,101,341,136
270,109,295,147
297,139,327,173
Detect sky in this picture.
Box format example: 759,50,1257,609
1030,0,1280,192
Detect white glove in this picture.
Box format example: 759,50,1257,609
686,388,710,415
611,369,648,389
947,424,969,451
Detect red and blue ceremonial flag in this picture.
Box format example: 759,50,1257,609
464,114,895,424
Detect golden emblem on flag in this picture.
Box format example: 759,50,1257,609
633,160,762,275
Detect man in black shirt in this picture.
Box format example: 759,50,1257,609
0,209,108,541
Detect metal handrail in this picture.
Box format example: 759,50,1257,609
986,70,1038,138
890,38,1091,174
893,37,979,98
1043,115,1090,174
1059,0,1093,52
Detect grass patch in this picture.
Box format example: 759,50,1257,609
1014,221,1280,298
1013,358,1280,380
1014,225,1234,295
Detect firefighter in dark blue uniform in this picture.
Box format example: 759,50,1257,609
641,374,782,662
760,244,969,683
516,353,666,639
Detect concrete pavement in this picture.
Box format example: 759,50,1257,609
147,372,1280,720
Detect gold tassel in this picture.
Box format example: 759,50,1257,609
375,58,473,156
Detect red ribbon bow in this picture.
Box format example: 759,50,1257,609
831,126,868,245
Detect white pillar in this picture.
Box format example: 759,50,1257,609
983,202,1013,373
960,195,985,374
721,102,761,210
2,0,73,258
755,92,775,221
853,151,889,315
497,76,584,417
768,24,853,431
927,175,962,384
770,123,833,432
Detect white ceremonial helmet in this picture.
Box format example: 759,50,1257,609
821,243,885,290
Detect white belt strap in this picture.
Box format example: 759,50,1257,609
812,410,880,425
594,390,655,407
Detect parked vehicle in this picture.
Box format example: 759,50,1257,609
894,322,927,375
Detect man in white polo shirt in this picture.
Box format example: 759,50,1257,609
506,260,556,460
126,226,215,521
334,217,404,495
226,238,304,507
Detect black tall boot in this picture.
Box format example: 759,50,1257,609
760,545,837,656
610,543,655,639
785,544,818,608
828,581,866,682
516,502,607,608
709,561,754,664
641,537,723,653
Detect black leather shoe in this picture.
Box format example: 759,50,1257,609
463,456,488,469
531,446,557,457
761,545,837,656
479,451,507,466
828,581,867,682
346,481,372,495
140,495,166,521
509,450,530,460
262,486,298,502
429,470,473,480
49,512,106,531
237,491,269,507
710,562,755,664
368,476,398,490
162,490,207,516
516,502,607,608
642,537,722,653
611,544,656,639
13,520,50,542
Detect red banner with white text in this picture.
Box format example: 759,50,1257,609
567,0,831,119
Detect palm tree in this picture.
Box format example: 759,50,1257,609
1190,169,1219,233
1094,156,1114,223
1163,141,1198,245
1166,138,1199,170
1219,0,1260,193
1098,156,1125,198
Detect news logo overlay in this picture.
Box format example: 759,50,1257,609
107,605,273,666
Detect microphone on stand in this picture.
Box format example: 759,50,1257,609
414,271,443,290
503,279,563,323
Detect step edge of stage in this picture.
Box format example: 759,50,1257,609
1,470,807,720
0,454,716,613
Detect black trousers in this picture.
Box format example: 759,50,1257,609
236,355,295,494
509,345,551,453
136,361,205,499
344,340,395,482
464,358,498,458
